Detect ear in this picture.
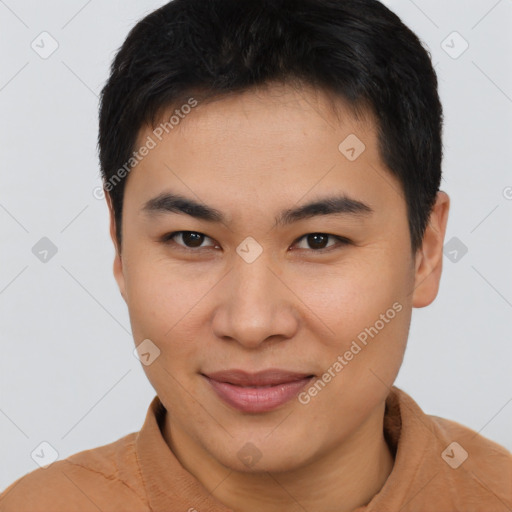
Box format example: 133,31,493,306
412,191,450,308
106,192,127,302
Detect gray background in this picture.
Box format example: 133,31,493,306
1,0,511,490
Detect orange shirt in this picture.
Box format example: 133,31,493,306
1,386,511,511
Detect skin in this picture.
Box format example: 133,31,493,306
106,82,450,512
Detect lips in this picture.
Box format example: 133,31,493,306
202,369,314,413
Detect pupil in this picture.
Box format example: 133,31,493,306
309,234,327,249
184,232,203,247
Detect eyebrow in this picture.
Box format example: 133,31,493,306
141,191,373,227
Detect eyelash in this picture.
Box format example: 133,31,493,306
160,231,351,253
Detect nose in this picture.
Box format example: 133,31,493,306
211,251,299,349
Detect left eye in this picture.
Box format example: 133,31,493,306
293,233,349,251
162,231,349,252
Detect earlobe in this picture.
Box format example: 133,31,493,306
113,251,126,302
106,192,127,302
412,191,450,308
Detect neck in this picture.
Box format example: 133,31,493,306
164,402,394,512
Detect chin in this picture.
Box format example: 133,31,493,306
212,435,317,474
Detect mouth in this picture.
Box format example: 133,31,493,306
201,369,315,413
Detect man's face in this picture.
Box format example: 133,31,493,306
111,84,424,472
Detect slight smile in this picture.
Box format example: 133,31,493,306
202,369,315,413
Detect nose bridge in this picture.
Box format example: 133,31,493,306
212,248,297,348
234,251,275,307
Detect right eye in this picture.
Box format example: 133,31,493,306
161,231,220,251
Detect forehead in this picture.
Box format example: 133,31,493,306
126,83,401,222
146,83,375,149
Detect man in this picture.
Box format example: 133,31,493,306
1,0,510,510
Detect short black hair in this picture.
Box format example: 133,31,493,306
98,0,443,252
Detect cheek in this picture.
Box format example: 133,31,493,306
123,264,205,400
292,250,412,346
293,248,413,396
123,256,216,360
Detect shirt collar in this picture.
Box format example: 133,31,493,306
135,395,235,512
133,386,462,511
